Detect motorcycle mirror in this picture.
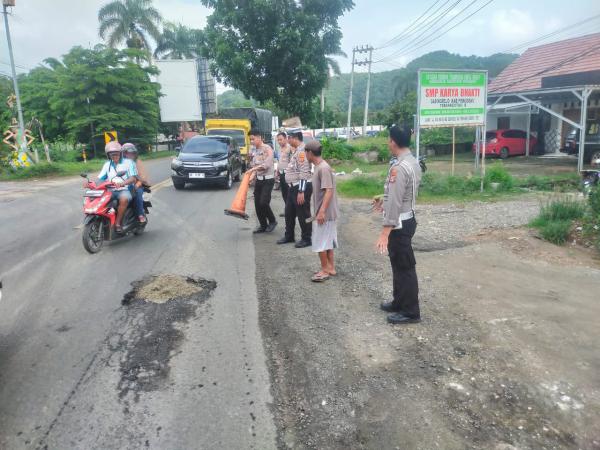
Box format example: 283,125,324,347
80,173,88,178
116,170,127,177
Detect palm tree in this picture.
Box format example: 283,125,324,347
154,23,203,59
98,0,162,51
321,53,344,132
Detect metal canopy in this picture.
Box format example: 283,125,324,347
487,101,539,115
488,85,599,171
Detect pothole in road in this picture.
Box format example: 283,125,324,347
123,274,210,304
117,275,217,402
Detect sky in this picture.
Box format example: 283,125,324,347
1,0,600,91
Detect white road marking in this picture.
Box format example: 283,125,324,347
0,240,65,280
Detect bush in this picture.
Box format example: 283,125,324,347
321,138,355,160
537,220,573,245
485,162,514,191
420,172,487,196
5,162,64,179
516,174,580,192
589,185,600,218
534,198,586,224
529,198,585,246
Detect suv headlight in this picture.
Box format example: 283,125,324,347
213,159,228,167
171,158,183,169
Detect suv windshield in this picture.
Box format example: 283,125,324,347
207,129,246,146
183,137,229,155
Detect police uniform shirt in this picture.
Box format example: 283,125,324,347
251,143,274,178
278,144,292,174
383,152,422,228
285,145,303,184
286,143,311,191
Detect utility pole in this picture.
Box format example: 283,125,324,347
347,45,373,140
2,0,28,154
346,47,356,141
358,46,374,137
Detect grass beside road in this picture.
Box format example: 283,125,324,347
0,151,174,181
336,165,581,203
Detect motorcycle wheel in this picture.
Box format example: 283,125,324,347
82,218,104,254
134,224,146,236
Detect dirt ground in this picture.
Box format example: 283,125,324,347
255,196,600,450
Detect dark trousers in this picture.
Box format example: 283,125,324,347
284,183,312,241
254,178,276,229
279,171,289,204
134,186,145,217
388,217,420,318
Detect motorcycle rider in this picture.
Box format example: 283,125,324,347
95,142,138,232
122,143,150,223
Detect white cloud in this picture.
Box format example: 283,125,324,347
490,9,537,47
0,0,211,73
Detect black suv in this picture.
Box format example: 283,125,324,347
171,136,243,190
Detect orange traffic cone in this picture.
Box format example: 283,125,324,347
224,171,251,220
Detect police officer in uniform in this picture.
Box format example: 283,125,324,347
276,131,292,210
375,125,422,324
277,131,312,248
248,129,277,233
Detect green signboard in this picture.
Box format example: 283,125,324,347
418,70,487,128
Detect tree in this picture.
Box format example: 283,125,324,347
19,45,160,147
377,91,417,128
0,75,14,133
98,0,162,51
154,23,204,59
199,0,354,122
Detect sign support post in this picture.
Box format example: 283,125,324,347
452,126,456,175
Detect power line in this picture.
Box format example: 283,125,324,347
375,0,467,62
0,59,33,71
376,0,446,50
499,15,600,54
375,0,495,64
489,41,600,94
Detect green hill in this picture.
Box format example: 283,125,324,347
217,50,517,113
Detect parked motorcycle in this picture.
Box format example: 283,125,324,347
581,153,600,196
419,155,427,173
80,172,152,253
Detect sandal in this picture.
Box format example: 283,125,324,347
311,272,330,282
115,224,123,233
138,215,147,223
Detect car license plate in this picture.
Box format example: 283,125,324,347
189,172,205,179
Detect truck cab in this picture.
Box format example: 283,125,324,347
205,119,251,160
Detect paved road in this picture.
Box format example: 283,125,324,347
0,159,276,449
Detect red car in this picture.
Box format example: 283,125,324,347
473,129,538,159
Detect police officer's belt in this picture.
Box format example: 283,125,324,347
256,174,275,180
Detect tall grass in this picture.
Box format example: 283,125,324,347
529,198,586,245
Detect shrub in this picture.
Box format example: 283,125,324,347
529,198,585,246
537,220,573,245
536,198,586,223
517,174,580,192
420,172,487,196
589,185,600,218
485,162,514,191
321,138,355,160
